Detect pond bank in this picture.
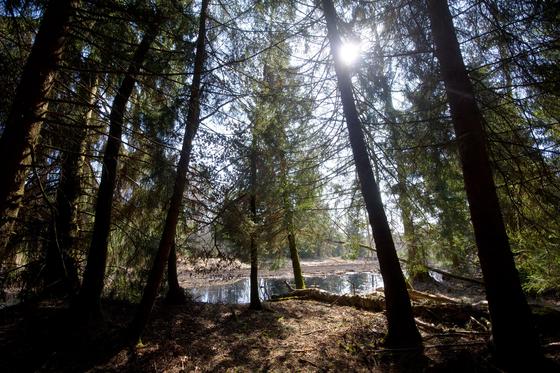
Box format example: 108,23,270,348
176,257,379,288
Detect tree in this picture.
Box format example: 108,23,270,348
321,0,421,348
0,0,77,262
78,21,160,316
368,31,427,281
255,36,310,290
129,0,209,342
427,0,542,366
44,58,98,295
248,129,262,309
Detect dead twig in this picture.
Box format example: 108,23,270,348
298,357,319,367
301,328,329,336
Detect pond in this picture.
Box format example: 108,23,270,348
189,271,385,304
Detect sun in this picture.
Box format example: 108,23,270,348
338,41,361,66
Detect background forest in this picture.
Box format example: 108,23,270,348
0,0,559,370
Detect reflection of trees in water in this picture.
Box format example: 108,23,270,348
189,272,385,304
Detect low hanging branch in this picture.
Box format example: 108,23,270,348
329,240,485,285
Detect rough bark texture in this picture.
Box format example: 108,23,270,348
427,0,542,367
0,0,77,261
321,0,421,348
249,137,262,310
287,231,305,289
78,26,158,315
165,244,187,304
128,0,208,341
271,287,385,312
45,65,98,295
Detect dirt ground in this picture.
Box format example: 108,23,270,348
1,295,559,373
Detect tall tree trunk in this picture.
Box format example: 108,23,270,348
165,244,187,304
77,25,158,316
0,0,77,262
376,63,426,283
427,0,542,366
128,0,208,342
45,65,98,295
321,0,421,348
249,136,262,310
280,155,305,289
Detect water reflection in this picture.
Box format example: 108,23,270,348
189,272,384,304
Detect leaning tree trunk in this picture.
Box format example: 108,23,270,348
77,25,158,316
321,0,421,348
0,0,77,262
128,0,208,342
45,64,98,295
427,0,542,367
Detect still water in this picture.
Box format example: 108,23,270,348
189,272,384,304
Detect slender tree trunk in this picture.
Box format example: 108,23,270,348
0,0,77,262
249,136,262,310
45,66,98,295
128,0,208,342
321,0,421,348
77,25,158,316
427,0,541,366
287,230,304,289
430,151,464,271
376,64,427,283
165,244,186,304
280,155,305,289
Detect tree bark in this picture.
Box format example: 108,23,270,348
287,231,305,289
249,136,262,310
321,0,421,348
427,0,542,366
165,244,187,304
0,0,77,262
77,25,158,316
45,64,98,295
128,0,208,342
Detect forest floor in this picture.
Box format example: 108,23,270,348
1,259,559,372
1,286,560,372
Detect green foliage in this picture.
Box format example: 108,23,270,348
1,0,558,301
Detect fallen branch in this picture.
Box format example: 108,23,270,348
370,341,487,354
329,240,485,285
270,288,385,312
544,342,560,349
298,358,319,367
408,289,463,304
271,288,491,330
414,318,443,333
301,328,329,336
423,331,489,341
